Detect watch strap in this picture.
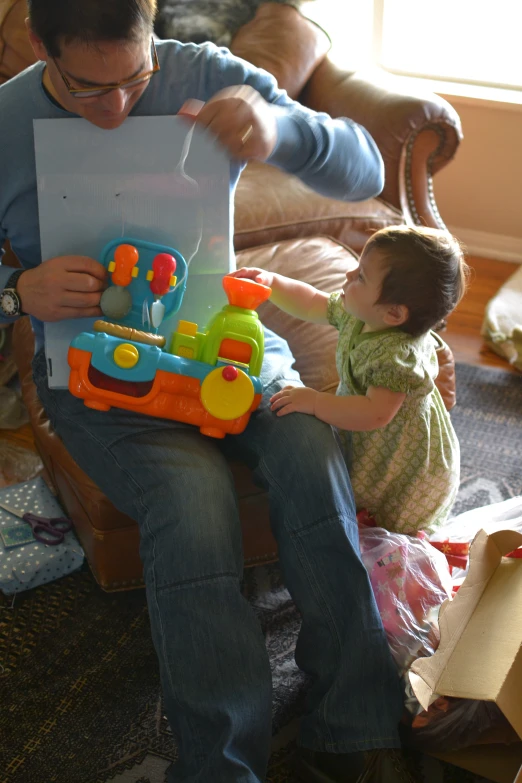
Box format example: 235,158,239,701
5,269,24,292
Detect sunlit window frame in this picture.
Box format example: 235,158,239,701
371,0,522,93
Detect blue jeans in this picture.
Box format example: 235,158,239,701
33,329,403,783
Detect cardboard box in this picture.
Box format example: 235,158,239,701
409,529,522,783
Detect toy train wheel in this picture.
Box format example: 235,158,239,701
200,366,255,420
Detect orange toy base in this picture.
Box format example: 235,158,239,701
68,346,262,438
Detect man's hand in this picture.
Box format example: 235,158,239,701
229,266,274,288
179,86,278,161
17,256,107,322
270,385,318,417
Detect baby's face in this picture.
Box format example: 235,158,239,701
341,248,389,329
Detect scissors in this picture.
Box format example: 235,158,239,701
0,501,72,545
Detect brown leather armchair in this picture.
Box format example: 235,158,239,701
3,1,459,590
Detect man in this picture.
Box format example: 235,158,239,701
0,2,410,781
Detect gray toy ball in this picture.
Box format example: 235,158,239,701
100,286,133,320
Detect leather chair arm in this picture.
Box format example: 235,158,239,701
301,60,463,229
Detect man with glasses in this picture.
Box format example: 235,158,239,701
0,1,410,782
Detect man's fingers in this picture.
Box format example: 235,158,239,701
56,305,103,321
63,256,108,280
178,99,204,119
64,272,107,293
59,291,104,309
205,85,257,110
197,101,252,138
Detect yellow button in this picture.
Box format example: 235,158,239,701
114,343,139,369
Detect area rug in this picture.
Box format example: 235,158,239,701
1,362,521,783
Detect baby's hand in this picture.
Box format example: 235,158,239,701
270,385,318,417
229,267,274,288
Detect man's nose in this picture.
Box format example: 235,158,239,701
100,88,127,113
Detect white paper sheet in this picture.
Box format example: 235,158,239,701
34,116,231,387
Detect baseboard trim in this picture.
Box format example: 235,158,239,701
448,226,522,263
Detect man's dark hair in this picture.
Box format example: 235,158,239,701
367,225,469,337
27,0,157,58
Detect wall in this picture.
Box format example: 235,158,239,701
434,95,522,262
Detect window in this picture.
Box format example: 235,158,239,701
305,0,521,91
305,0,374,72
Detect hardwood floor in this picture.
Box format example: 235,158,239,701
443,255,519,370
0,255,519,454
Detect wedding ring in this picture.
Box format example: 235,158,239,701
240,124,254,145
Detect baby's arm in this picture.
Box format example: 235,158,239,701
230,267,330,324
270,385,406,431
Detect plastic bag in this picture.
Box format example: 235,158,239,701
431,496,522,543
0,441,43,488
358,525,453,675
409,696,518,753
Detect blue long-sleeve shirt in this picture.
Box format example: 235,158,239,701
0,39,384,351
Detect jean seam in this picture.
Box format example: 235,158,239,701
256,455,341,748
288,512,346,539
156,571,240,594
102,422,194,450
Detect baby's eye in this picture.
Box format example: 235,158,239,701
358,272,363,281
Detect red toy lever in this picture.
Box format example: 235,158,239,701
150,253,177,296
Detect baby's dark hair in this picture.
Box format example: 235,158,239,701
366,225,469,337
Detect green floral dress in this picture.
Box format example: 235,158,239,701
327,292,460,534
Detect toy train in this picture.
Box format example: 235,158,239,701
67,237,271,438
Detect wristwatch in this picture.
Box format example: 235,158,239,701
0,270,25,317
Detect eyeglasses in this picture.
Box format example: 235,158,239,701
53,37,160,100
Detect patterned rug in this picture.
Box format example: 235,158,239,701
1,362,521,783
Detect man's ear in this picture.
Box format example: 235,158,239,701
25,18,48,61
382,303,409,327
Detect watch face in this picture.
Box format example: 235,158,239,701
0,290,20,317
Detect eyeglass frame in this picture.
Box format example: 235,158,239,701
52,37,160,99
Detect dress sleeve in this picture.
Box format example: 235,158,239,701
327,291,348,330
363,340,433,395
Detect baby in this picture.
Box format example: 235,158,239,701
232,225,470,533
